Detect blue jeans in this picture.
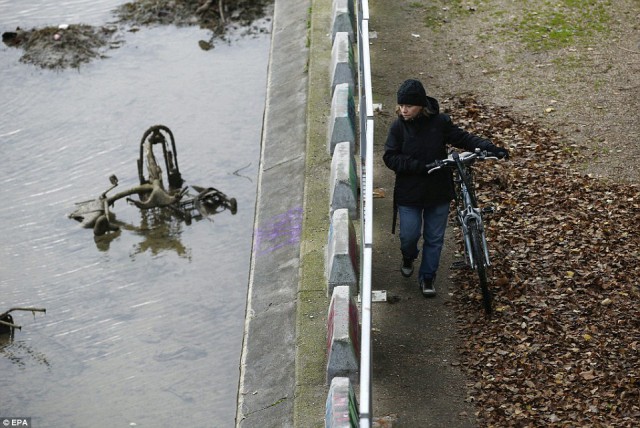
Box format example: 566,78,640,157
398,203,450,280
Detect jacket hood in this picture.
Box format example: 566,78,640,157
425,95,439,113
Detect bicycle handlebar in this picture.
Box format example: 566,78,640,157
426,150,500,174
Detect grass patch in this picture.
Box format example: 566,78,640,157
413,0,481,28
508,0,612,51
552,53,583,68
416,0,612,50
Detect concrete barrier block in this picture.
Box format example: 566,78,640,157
331,0,354,43
330,32,355,96
326,286,360,385
325,376,359,428
327,84,356,156
330,142,358,220
326,209,359,297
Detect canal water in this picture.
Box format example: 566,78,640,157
0,1,271,426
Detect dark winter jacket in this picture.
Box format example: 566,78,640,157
383,96,497,208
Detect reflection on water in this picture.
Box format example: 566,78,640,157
0,1,270,426
95,210,192,258
1,338,52,369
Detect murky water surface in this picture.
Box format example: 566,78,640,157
0,1,270,426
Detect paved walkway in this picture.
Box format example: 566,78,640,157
369,171,476,427
367,1,477,426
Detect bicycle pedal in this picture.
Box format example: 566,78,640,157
482,206,495,214
450,261,468,270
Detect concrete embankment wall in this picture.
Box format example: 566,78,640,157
237,1,362,426
236,1,311,426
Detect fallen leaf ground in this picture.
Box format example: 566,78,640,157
446,96,639,427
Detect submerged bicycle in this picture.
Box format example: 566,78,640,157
69,125,237,237
427,149,502,314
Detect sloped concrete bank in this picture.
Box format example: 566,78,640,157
238,0,364,426
236,0,311,426
237,0,359,424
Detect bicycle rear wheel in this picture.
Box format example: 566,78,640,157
468,219,492,314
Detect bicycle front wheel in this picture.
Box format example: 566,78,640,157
468,219,492,314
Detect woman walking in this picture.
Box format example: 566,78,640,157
383,79,508,297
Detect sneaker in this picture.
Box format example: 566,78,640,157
419,277,436,297
401,257,414,277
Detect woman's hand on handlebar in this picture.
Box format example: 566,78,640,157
488,147,509,159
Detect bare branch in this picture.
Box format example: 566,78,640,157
196,0,213,15
0,319,21,330
0,307,46,319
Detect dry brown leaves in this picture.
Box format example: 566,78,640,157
444,95,640,427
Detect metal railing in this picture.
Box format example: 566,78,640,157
356,0,374,426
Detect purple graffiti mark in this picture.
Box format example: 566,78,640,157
255,206,303,256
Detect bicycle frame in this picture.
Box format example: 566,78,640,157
428,149,498,314
452,153,491,270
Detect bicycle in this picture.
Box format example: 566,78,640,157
69,125,237,237
426,149,501,314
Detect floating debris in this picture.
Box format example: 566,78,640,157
2,0,272,69
2,24,122,69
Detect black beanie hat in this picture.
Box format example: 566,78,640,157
397,79,427,106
